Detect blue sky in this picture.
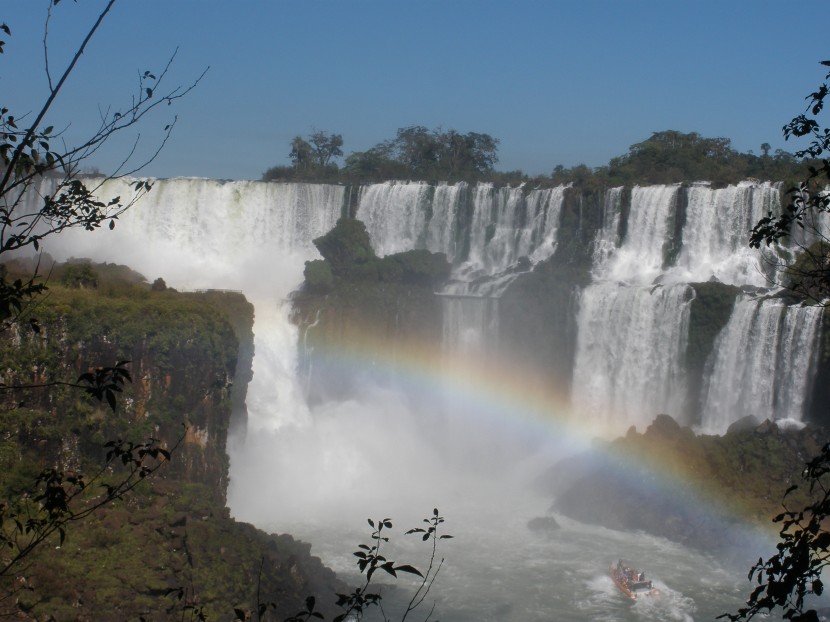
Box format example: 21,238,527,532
3,1,827,180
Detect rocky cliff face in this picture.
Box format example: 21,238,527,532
1,288,243,504
0,271,342,621
546,414,827,560
291,218,450,404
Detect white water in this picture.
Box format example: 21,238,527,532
700,298,824,433
674,181,781,286
23,177,821,620
38,177,344,432
570,283,692,431
570,181,820,435
357,181,566,295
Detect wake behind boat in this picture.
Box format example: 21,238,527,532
611,559,658,600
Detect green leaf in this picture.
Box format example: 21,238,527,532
394,564,423,577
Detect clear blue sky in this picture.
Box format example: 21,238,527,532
2,1,827,180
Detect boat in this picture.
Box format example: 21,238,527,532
610,560,658,600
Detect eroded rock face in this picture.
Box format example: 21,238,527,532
547,416,827,559
292,219,451,405
0,278,343,621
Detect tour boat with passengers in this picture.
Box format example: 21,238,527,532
610,560,658,600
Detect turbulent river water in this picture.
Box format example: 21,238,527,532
284,508,749,622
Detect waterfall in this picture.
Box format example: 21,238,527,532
35,177,345,432
593,184,680,283
440,294,500,357
674,181,781,286
567,181,824,432
26,176,824,438
571,185,688,431
570,282,692,432
699,298,823,433
355,181,566,357
356,181,566,277
591,186,623,268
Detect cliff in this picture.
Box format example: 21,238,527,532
0,263,342,621
291,218,450,404
545,414,827,560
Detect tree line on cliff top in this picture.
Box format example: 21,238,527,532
263,126,815,189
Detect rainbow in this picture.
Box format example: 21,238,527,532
301,326,788,558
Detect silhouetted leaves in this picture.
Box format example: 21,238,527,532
722,442,830,621
77,360,131,412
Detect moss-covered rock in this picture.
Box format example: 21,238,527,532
549,416,826,558
0,262,341,621
313,217,376,277
686,281,740,421
304,259,334,294
379,249,451,286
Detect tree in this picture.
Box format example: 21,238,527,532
308,129,344,168
0,0,204,321
0,0,200,607
724,61,830,622
377,125,499,181
720,443,830,622
286,130,343,180
290,136,314,171
749,61,830,303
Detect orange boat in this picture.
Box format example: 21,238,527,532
610,560,657,600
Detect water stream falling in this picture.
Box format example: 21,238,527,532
28,176,823,621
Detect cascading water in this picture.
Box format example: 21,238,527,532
570,282,692,431
594,184,680,284
37,177,345,432
357,181,567,354
26,176,820,620
571,185,693,433
569,181,821,435
700,297,823,433
674,181,781,286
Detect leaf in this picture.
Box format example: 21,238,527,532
394,564,424,577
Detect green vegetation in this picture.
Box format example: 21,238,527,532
551,415,826,557
265,125,501,184
309,218,451,287
292,219,449,405
724,61,830,622
0,262,341,620
264,128,813,188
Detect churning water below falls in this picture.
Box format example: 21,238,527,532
37,177,826,621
